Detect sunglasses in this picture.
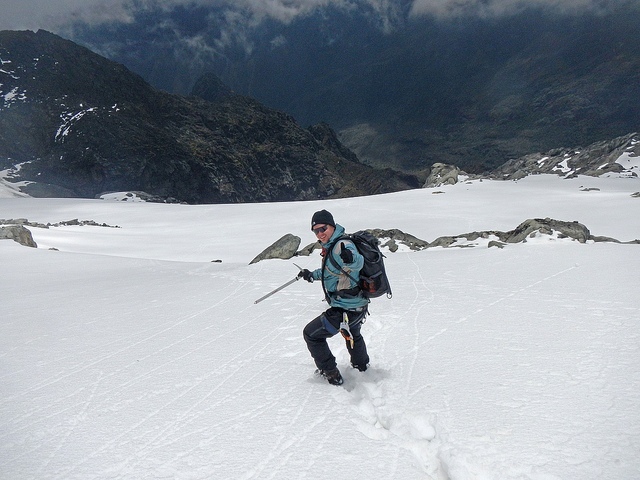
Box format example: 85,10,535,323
312,225,330,235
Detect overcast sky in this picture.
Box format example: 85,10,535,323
0,0,630,32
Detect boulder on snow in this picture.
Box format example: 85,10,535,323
296,241,321,257
369,228,431,251
255,218,634,263
427,218,604,248
504,218,591,243
250,234,301,264
423,163,461,187
0,225,38,248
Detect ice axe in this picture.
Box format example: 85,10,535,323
254,264,305,304
339,311,355,349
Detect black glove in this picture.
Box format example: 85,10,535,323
297,269,314,282
339,242,354,264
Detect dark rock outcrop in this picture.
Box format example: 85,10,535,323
0,30,417,204
190,72,235,103
424,163,462,187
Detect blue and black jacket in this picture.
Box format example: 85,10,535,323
311,224,369,310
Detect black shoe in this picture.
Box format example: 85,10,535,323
317,368,344,386
351,363,368,372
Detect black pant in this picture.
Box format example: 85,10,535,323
303,307,369,371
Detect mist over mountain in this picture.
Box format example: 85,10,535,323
63,1,640,173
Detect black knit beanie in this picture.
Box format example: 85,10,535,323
311,209,335,229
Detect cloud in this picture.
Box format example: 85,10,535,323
1,0,632,36
1,0,407,32
0,0,134,31
408,0,634,18
0,0,330,31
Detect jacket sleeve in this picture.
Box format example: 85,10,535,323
311,268,322,281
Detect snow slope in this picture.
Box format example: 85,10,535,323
1,174,639,480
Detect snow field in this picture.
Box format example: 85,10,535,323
1,173,639,479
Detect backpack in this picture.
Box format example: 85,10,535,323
326,230,392,299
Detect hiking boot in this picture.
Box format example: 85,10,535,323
318,368,344,386
351,363,368,372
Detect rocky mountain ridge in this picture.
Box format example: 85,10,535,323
0,30,418,204
422,133,639,188
491,133,639,181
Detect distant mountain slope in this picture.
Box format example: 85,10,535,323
0,30,418,203
69,4,640,173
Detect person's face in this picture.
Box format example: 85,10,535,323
312,224,335,243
